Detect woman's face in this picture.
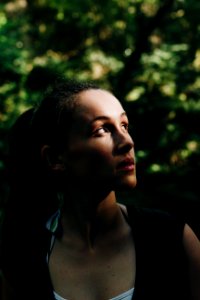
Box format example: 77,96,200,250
61,89,136,191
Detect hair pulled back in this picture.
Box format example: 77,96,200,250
1,79,100,297
10,80,100,217
32,80,99,151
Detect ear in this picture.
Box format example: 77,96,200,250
41,145,65,171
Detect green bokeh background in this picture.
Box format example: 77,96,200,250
0,0,200,236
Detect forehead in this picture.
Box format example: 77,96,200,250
75,89,125,120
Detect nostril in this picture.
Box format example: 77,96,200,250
113,130,134,155
121,143,133,154
114,139,134,155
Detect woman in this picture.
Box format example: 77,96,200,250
1,80,200,300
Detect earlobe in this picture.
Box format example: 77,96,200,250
41,145,65,171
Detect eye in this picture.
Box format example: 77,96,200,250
122,123,129,131
92,126,109,136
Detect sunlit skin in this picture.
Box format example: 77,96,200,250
47,89,137,299
58,89,137,226
63,89,136,190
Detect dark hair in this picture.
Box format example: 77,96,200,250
7,79,100,219
31,79,100,151
0,79,101,298
29,79,100,211
0,108,37,295
8,108,35,189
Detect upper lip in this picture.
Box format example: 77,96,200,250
116,157,135,169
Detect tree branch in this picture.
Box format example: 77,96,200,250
115,0,176,100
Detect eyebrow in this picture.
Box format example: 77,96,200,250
90,111,127,124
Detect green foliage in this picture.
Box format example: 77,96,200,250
1,0,200,227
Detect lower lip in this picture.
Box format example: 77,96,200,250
117,164,135,172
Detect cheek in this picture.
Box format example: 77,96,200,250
66,142,114,176
90,149,113,172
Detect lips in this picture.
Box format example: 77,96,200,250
116,158,135,171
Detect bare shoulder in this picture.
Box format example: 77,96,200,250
183,224,200,300
183,224,200,265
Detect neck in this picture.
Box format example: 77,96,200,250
60,190,125,250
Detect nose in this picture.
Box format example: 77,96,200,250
113,130,134,155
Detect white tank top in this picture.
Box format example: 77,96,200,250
53,287,134,300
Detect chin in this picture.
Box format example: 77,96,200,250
114,176,137,191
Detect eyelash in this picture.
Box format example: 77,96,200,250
93,123,129,136
122,123,129,130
